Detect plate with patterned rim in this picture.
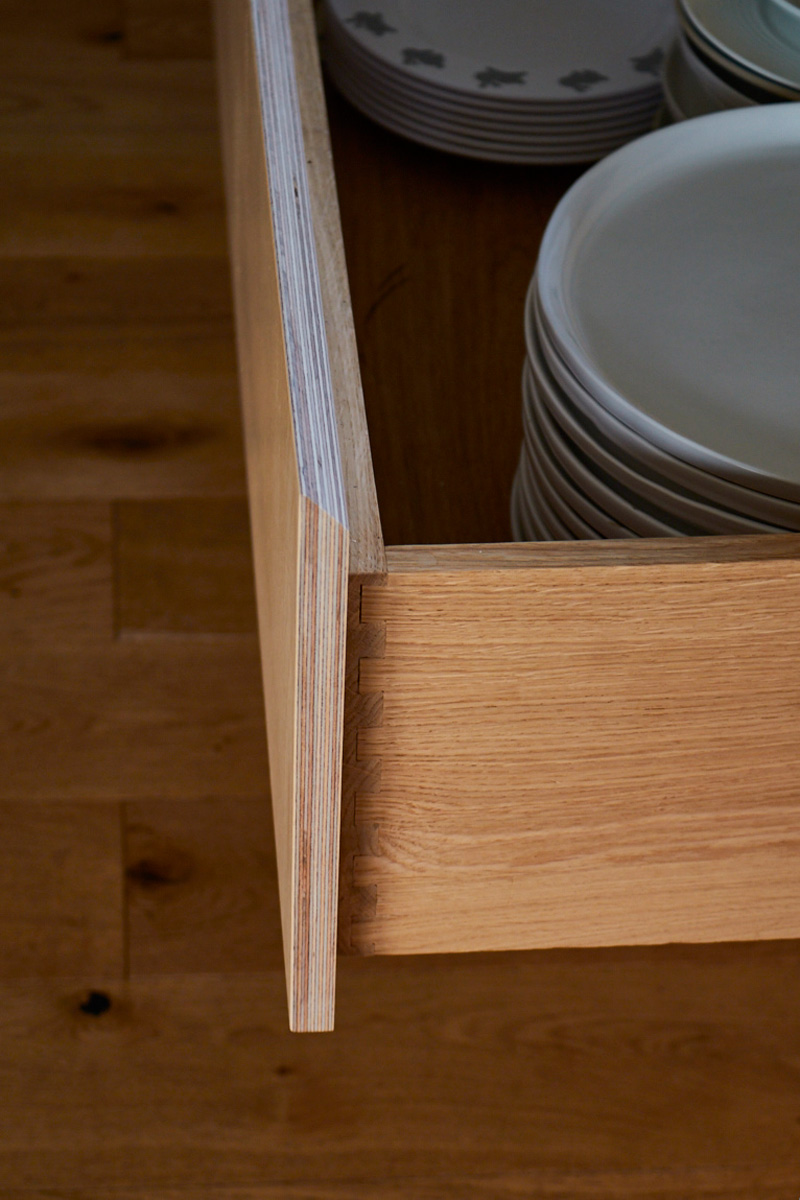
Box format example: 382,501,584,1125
326,0,675,104
323,16,664,123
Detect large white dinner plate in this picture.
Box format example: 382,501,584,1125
512,455,553,541
327,0,674,105
524,437,604,539
536,105,800,501
523,358,784,535
526,292,800,528
524,379,689,537
679,0,800,97
327,62,652,162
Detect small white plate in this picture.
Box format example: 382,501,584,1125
536,105,800,501
324,20,663,127
327,0,675,104
324,6,665,116
327,61,655,162
327,57,660,146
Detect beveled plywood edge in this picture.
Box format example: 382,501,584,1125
245,0,346,526
292,497,349,1028
385,533,800,573
288,0,385,577
214,0,354,1029
338,572,386,954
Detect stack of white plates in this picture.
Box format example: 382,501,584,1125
322,0,676,164
512,104,800,542
663,0,800,121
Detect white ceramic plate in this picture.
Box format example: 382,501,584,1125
524,401,640,538
663,34,756,119
524,379,688,537
523,358,784,534
679,0,800,97
327,0,674,104
324,6,665,117
327,61,654,162
512,455,552,541
525,439,604,538
526,290,800,528
676,31,758,107
324,20,664,128
327,56,660,147
536,105,800,501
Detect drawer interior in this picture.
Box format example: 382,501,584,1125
325,85,585,547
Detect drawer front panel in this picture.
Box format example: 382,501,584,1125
215,0,352,1030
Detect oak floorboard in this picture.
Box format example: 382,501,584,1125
5,1178,799,1200
0,36,220,157
0,640,268,800
0,948,799,1187
0,801,123,977
125,797,281,974
0,257,231,328
0,502,113,645
122,0,214,60
0,152,226,259
115,498,257,634
0,367,245,500
0,320,237,374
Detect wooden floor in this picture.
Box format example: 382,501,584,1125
1,1,800,1195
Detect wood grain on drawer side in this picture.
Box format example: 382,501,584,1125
347,540,800,956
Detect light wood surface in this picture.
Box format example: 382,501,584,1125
0,639,268,801
215,0,351,1029
125,797,282,975
0,801,123,977
0,502,113,645
2,1,800,1188
349,552,800,954
2,947,800,1191
122,0,214,59
116,497,257,633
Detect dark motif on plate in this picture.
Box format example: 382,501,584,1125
346,11,396,35
475,66,526,89
631,47,664,75
559,68,608,93
402,48,445,68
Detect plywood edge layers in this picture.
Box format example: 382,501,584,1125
294,497,348,1027
349,550,800,955
249,0,346,525
288,0,385,577
214,0,350,1029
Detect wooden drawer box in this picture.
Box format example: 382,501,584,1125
214,0,800,1030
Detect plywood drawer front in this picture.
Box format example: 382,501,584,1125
341,540,800,956
214,0,384,1031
